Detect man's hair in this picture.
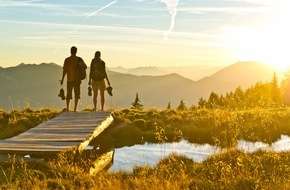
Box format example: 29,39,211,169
95,51,101,58
71,46,77,55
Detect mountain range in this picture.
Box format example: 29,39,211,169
108,65,222,81
0,61,281,111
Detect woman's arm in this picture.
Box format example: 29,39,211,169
88,59,93,85
103,61,111,86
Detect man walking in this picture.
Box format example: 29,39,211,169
60,46,83,112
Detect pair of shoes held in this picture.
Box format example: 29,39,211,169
106,86,113,96
58,88,65,100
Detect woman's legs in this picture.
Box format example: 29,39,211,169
92,80,106,111
100,90,105,111
93,89,98,111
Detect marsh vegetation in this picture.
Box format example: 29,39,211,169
0,106,290,189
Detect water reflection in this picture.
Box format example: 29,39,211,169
91,124,290,173
109,140,220,172
108,135,290,172
238,135,290,153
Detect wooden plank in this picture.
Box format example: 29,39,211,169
77,113,113,153
0,141,77,155
89,149,115,175
0,111,113,155
15,128,97,134
0,141,76,149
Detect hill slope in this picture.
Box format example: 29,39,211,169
197,61,279,95
0,62,279,110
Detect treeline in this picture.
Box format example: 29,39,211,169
131,72,290,110
197,73,282,109
185,72,290,110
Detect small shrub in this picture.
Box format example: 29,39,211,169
133,119,147,131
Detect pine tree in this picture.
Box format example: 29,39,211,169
271,72,282,103
177,99,187,110
167,102,171,109
208,92,219,109
131,93,143,110
198,97,207,108
281,69,290,105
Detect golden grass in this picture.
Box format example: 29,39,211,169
1,150,290,189
1,107,290,189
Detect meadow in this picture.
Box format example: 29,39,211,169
0,107,290,189
114,107,290,148
0,108,59,140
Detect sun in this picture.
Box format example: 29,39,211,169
229,24,290,71
224,2,290,71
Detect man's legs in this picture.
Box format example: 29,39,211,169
66,99,70,111
66,82,74,111
74,81,81,112
74,98,79,112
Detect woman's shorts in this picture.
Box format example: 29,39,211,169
92,79,106,91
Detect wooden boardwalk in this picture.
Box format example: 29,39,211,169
0,111,113,156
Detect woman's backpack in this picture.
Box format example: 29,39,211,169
91,59,106,81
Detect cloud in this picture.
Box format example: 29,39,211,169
0,0,107,17
223,0,276,6
178,6,273,14
159,0,179,40
0,0,55,8
8,21,227,53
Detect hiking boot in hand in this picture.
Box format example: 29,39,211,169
88,86,92,96
58,88,65,100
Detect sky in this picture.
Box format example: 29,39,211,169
0,0,289,70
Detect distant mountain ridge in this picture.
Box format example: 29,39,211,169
0,61,280,110
109,65,222,81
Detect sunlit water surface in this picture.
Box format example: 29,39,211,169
109,135,290,172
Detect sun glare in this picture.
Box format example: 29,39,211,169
225,2,290,71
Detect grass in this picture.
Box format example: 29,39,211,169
6,107,278,147
1,150,290,189
0,108,59,139
113,107,290,148
1,107,290,189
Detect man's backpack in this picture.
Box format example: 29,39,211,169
76,57,87,81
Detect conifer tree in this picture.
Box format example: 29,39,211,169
177,99,187,110
131,93,143,110
208,92,219,109
271,72,282,103
198,97,207,108
281,70,290,105
167,102,171,109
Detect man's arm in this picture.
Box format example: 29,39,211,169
60,69,66,85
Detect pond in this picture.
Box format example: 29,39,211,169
109,135,290,172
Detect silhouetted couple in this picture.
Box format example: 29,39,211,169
60,46,111,112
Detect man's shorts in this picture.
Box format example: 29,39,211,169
66,81,81,100
92,79,106,92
